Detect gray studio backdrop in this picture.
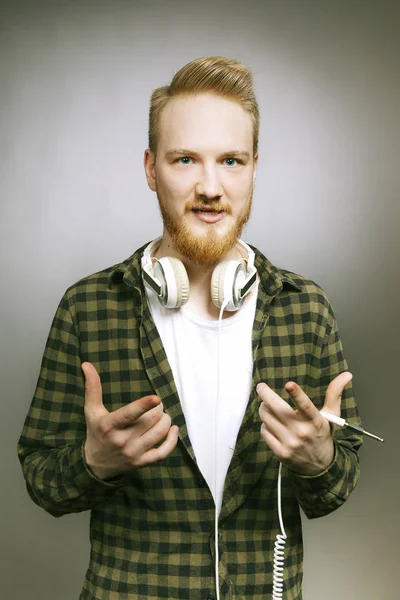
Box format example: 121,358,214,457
1,1,399,599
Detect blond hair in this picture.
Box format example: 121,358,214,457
148,56,259,156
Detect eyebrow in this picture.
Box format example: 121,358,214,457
165,148,251,160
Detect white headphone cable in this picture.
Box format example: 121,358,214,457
214,298,230,600
215,293,288,600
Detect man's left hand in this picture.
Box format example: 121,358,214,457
257,372,353,476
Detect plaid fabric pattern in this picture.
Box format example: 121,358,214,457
18,244,362,600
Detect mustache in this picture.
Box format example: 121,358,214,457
185,200,232,214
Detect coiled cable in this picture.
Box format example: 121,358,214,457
272,462,287,599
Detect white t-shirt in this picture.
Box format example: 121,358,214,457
146,284,257,514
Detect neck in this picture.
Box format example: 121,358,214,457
154,233,240,320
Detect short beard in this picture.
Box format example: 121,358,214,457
157,196,253,268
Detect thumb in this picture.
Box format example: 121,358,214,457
322,371,353,417
81,362,107,417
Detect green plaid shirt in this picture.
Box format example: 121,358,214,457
18,244,362,600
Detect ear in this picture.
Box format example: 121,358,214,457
144,149,157,191
252,152,258,187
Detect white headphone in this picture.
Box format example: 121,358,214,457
141,237,258,312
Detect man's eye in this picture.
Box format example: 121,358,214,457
178,157,192,164
224,157,238,167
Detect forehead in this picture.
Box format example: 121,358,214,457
157,93,253,153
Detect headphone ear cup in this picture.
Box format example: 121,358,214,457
155,257,190,308
169,257,190,307
211,260,245,311
211,261,228,309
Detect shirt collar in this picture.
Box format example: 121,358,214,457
108,243,146,291
250,244,304,296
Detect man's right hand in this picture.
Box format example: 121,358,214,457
81,362,179,480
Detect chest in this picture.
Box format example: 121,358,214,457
79,300,320,419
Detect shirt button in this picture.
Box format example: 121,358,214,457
197,477,205,486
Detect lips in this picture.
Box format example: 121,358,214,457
192,204,222,212
192,208,226,223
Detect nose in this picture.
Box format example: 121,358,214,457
195,166,223,200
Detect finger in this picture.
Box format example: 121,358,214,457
284,381,319,421
137,425,179,467
256,382,294,422
109,395,162,429
138,412,172,452
133,403,165,436
259,404,295,446
322,372,353,417
81,362,107,416
260,423,287,459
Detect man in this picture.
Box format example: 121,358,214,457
18,56,362,600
